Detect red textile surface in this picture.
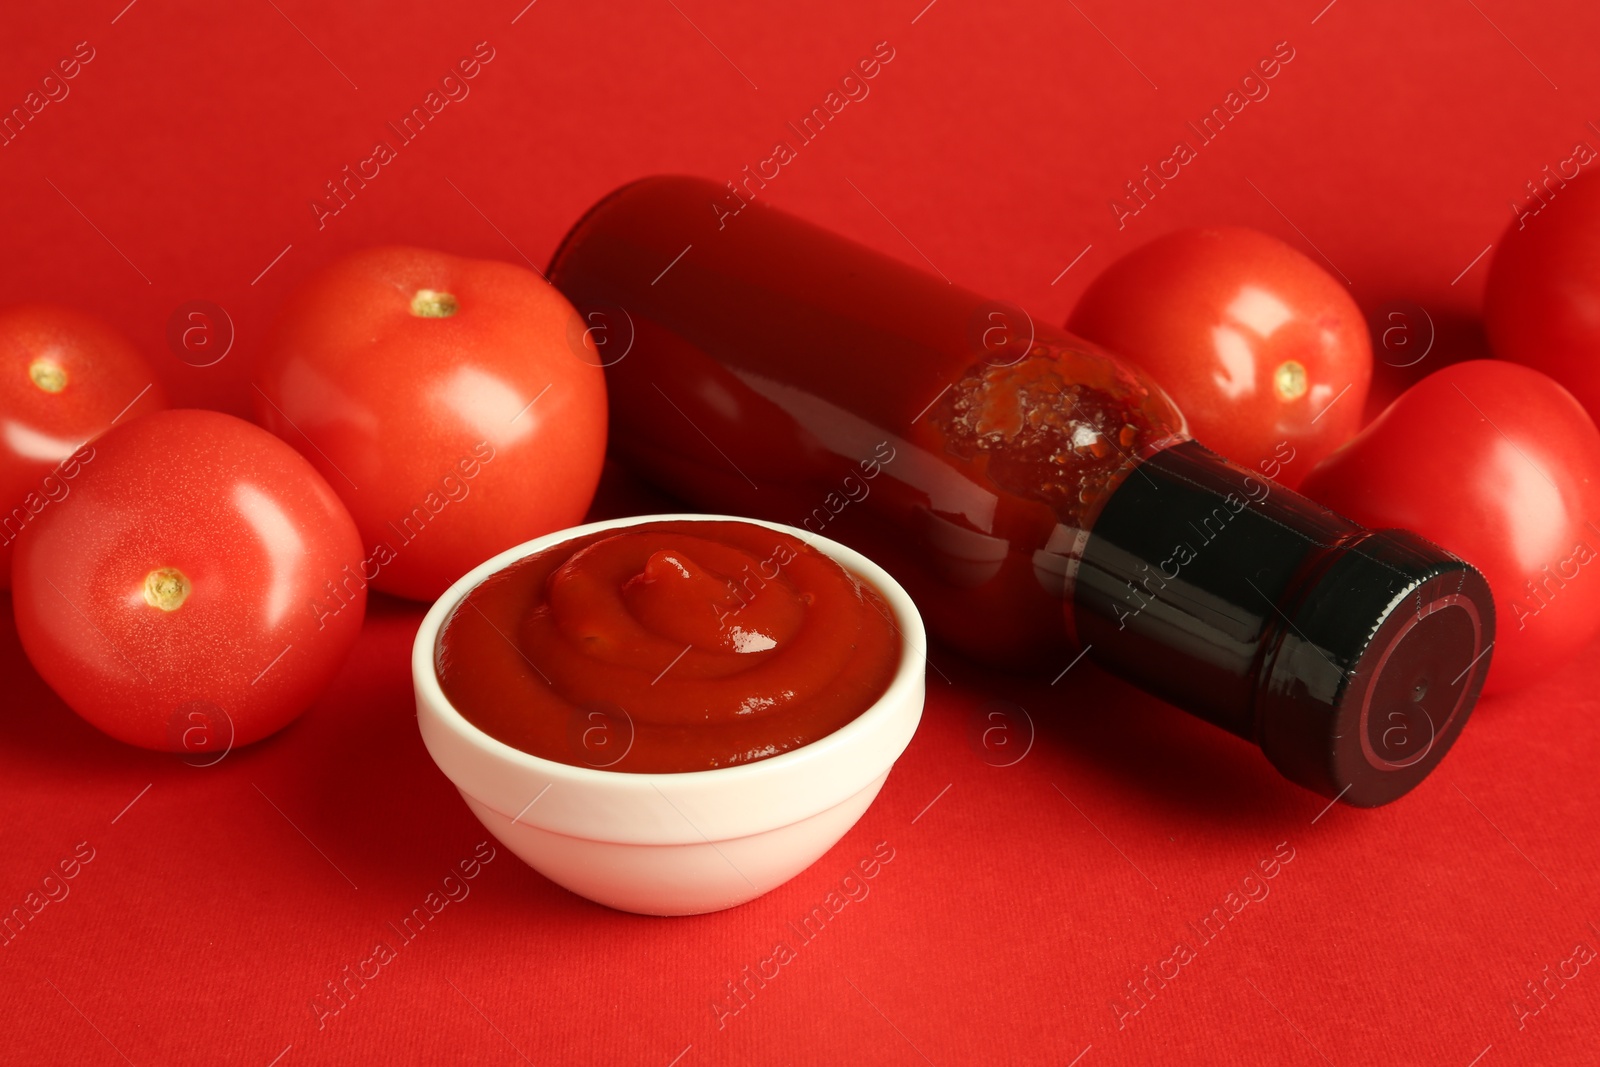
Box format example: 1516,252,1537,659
3,1,1599,1064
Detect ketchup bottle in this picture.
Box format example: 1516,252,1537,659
549,176,1494,807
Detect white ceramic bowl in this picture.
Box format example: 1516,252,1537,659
412,513,926,916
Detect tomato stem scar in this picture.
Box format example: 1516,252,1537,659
1274,359,1308,401
410,290,459,318
143,567,191,611
29,357,68,393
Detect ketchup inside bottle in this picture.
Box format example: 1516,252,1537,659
553,178,1183,671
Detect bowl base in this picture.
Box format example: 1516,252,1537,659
461,771,890,916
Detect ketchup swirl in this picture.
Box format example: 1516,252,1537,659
435,519,900,773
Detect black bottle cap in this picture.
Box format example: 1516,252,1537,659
1074,441,1495,808
1254,527,1493,806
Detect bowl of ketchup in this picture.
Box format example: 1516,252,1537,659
411,514,926,916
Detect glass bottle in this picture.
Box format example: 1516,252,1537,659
549,176,1494,807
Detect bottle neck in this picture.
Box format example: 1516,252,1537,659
1073,440,1360,740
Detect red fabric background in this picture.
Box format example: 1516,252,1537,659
3,1,1599,1063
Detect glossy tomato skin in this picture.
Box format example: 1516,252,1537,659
253,246,608,601
1299,361,1600,694
0,304,167,589
11,409,365,750
1485,170,1600,422
1068,227,1370,487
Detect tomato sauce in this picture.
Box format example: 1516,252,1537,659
433,519,899,773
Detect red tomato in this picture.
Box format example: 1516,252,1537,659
252,246,608,601
11,409,365,751
1485,169,1600,421
1299,361,1600,694
1068,227,1371,487
0,304,166,589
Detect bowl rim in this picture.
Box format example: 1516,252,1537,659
411,511,928,797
